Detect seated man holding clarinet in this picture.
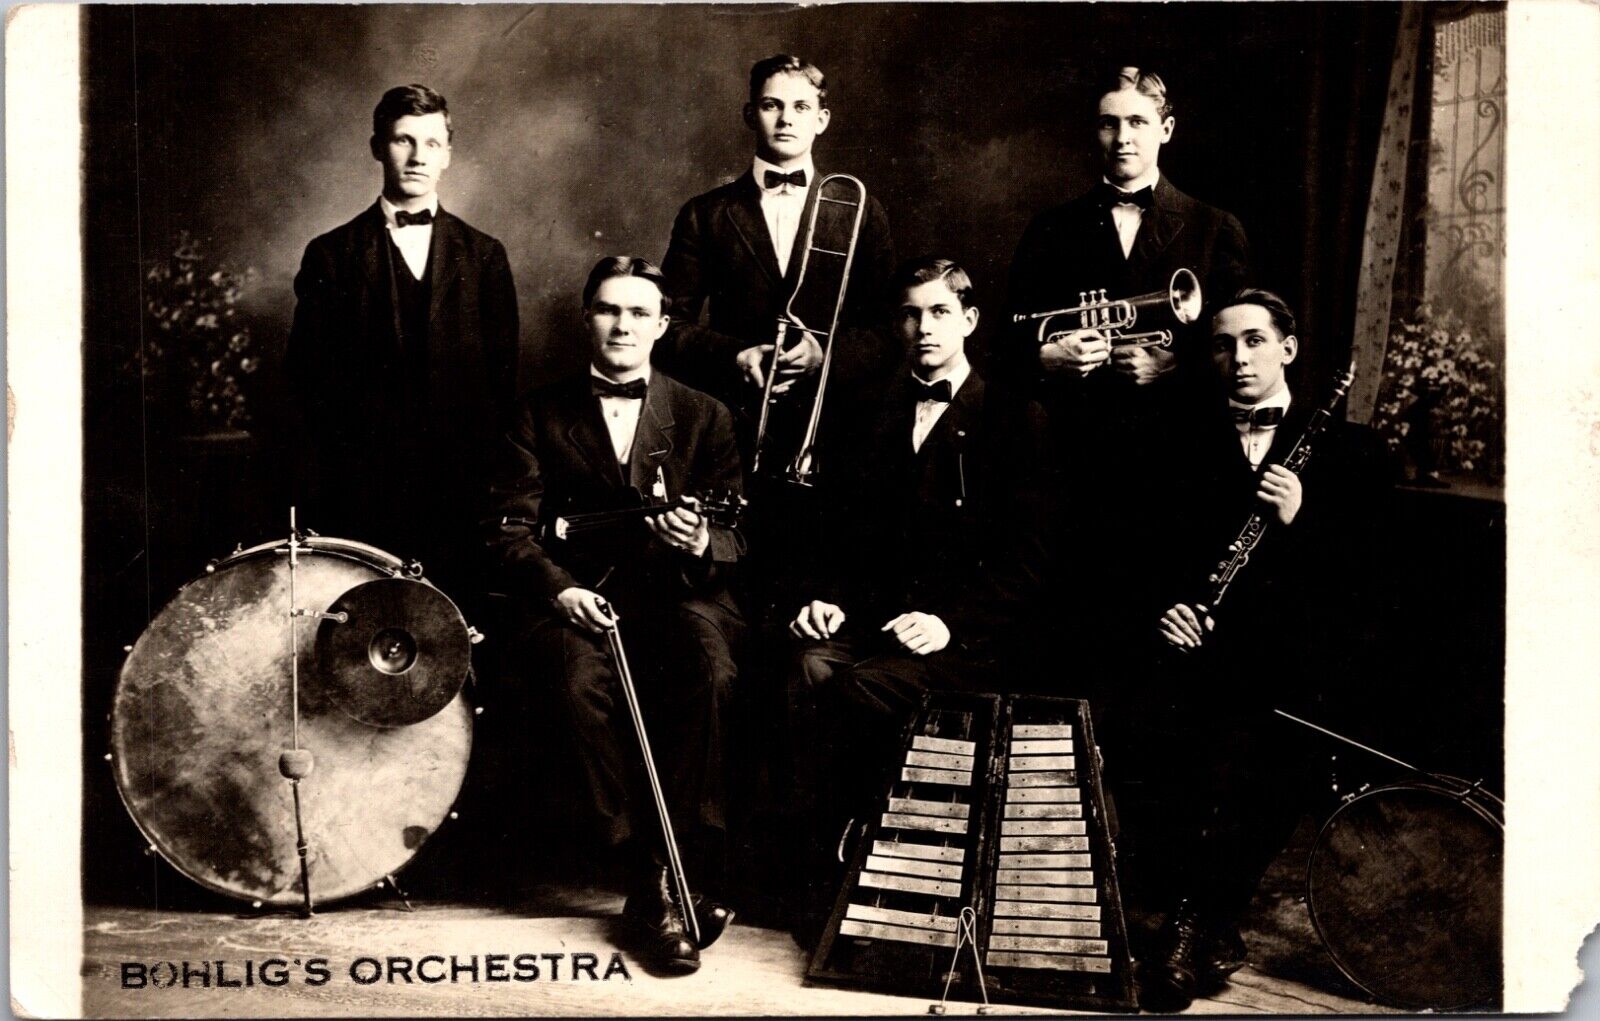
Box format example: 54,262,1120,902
484,256,745,975
1123,288,1386,1011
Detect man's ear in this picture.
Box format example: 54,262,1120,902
369,134,383,161
1282,334,1299,365
963,306,980,337
742,103,757,132
1160,115,1175,144
814,106,832,136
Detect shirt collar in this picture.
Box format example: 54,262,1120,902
590,364,652,387
1229,384,1292,422
752,153,816,194
913,355,972,398
379,193,440,228
1101,167,1161,197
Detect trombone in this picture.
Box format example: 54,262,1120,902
1012,267,1202,359
750,173,868,486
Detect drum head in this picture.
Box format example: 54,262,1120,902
1307,782,1502,1009
318,578,470,727
110,543,472,906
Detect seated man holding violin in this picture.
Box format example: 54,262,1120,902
484,256,745,974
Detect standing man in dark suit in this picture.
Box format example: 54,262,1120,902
287,84,520,594
658,54,895,441
783,258,1053,934
486,257,744,975
1004,66,1251,677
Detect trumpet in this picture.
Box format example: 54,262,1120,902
750,173,868,485
1013,267,1203,355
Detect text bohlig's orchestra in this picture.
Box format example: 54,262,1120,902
109,59,1501,1013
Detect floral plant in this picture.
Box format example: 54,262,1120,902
1370,302,1502,481
132,231,259,433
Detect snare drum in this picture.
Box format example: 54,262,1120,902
1306,775,1502,1010
110,536,473,906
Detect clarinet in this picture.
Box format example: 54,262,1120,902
1204,362,1356,609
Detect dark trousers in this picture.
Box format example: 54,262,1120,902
783,627,996,869
507,590,744,890
1095,646,1318,924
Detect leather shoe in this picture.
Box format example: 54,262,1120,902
1137,901,1208,1013
622,867,700,975
691,893,735,949
1199,923,1248,990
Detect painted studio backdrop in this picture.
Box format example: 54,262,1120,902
82,2,1502,909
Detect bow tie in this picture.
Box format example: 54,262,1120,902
593,377,647,400
394,208,434,227
1232,405,1284,428
914,379,954,403
764,168,808,191
1097,183,1154,210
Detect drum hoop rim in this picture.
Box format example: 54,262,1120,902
217,536,409,575
1303,778,1504,1010
107,695,475,907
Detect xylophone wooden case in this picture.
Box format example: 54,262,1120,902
806,692,1136,1012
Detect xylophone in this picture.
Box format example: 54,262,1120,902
807,692,1136,1012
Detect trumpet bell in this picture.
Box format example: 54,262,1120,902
1169,268,1202,325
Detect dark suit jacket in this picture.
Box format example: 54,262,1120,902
1002,177,1251,632
1003,176,1250,430
286,203,520,579
816,369,1054,654
657,168,896,447
485,371,746,611
1158,384,1390,709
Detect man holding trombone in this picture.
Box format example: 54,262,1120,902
657,54,895,457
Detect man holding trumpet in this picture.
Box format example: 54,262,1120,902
1003,66,1252,676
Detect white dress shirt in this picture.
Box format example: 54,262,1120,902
379,193,439,280
752,154,815,277
1230,385,1293,470
1103,168,1161,259
912,357,972,454
590,366,651,464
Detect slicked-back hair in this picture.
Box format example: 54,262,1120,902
748,54,828,108
372,84,452,141
582,256,671,315
889,257,978,310
1103,66,1172,121
1214,287,1298,341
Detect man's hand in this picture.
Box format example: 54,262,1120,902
882,612,951,656
1109,343,1176,385
556,587,616,633
1257,464,1303,526
737,332,823,395
775,331,824,380
646,499,710,556
791,600,846,640
1158,603,1214,651
1039,329,1110,378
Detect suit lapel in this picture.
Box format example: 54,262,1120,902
628,380,676,493
563,380,627,485
915,372,984,462
723,172,784,288
427,209,463,331
358,204,404,350
1128,178,1187,278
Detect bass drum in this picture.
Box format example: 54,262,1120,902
110,536,473,907
1306,776,1502,1010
